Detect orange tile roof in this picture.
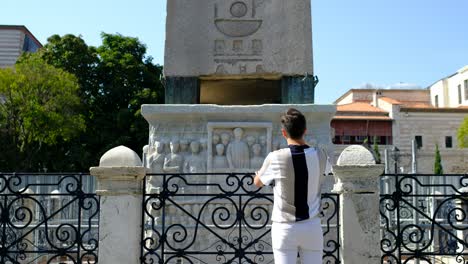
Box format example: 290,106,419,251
336,102,387,113
333,115,392,121
379,97,401,104
399,101,433,108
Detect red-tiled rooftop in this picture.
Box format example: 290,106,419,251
333,115,392,121
336,102,387,113
379,97,401,104
399,101,433,109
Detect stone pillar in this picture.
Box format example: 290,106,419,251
90,146,146,264
332,145,385,264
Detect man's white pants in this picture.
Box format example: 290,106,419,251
271,217,323,264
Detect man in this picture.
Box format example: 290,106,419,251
254,108,329,264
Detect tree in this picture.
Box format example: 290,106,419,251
457,116,468,148
0,54,85,171
35,33,164,171
373,136,381,164
434,144,443,174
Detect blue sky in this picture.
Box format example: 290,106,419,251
2,0,467,104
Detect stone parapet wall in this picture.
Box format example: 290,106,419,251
141,104,336,176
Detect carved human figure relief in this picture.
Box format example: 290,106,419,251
184,141,206,173
213,144,229,169
142,144,150,167
179,139,190,160
226,128,250,169
246,135,256,147
259,135,267,154
199,138,208,158
250,143,264,170
213,134,221,146
148,141,166,173
246,135,257,156
221,133,231,146
163,140,183,173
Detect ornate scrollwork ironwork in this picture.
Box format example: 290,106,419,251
380,173,468,264
141,173,340,264
0,173,99,264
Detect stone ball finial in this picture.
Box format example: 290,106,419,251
99,145,142,167
337,145,376,166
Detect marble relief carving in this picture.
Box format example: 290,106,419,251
163,141,184,173
207,122,272,173
213,0,267,75
144,122,325,174
183,141,206,173
145,123,210,173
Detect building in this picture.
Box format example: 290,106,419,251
332,66,468,173
0,25,42,68
429,66,468,108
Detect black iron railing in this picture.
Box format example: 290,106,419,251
0,173,100,264
380,173,468,264
141,173,340,264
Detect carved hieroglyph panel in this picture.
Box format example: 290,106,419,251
213,0,267,75
207,122,272,173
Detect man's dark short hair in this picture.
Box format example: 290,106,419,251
281,108,306,139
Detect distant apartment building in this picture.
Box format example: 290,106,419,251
0,25,42,68
332,66,468,173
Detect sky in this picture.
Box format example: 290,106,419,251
2,0,467,104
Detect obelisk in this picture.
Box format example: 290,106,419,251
163,0,316,104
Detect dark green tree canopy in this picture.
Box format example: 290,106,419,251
0,54,85,171
1,33,164,172
434,144,443,174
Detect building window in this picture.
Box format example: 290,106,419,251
435,95,439,107
342,135,351,144
355,136,367,143
415,136,423,149
459,85,463,104
445,136,453,148
465,80,468,100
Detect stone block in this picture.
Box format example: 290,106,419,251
164,0,313,77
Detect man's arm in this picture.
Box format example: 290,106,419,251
254,172,264,187
254,153,273,188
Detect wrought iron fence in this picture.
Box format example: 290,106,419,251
141,173,340,264
0,173,100,264
380,173,468,264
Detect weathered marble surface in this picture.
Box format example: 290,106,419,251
141,104,336,174
164,0,313,77
332,145,385,264
90,145,145,264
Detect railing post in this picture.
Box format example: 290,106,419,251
90,145,146,264
332,145,385,264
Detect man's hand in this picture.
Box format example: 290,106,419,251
254,172,264,188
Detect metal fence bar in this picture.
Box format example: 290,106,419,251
141,173,341,264
0,173,100,264
380,173,468,264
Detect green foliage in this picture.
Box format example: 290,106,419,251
0,54,85,171
30,33,164,171
434,144,443,174
373,136,381,164
457,115,468,148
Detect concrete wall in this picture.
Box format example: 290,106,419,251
394,111,468,173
